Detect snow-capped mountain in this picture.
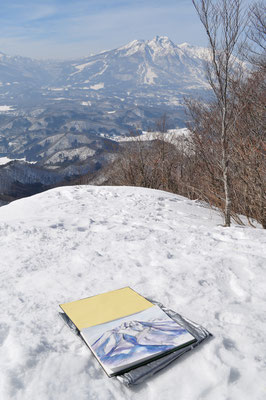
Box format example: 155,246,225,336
65,36,210,93
0,36,212,191
0,36,210,106
0,37,210,161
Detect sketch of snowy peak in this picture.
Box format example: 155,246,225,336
91,317,195,374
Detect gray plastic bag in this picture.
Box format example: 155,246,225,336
59,298,212,386
116,299,212,385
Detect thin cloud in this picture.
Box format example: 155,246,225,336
0,0,206,59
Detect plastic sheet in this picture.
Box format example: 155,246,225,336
59,298,212,386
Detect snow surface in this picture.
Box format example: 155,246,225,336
114,128,190,144
70,60,98,76
179,42,211,61
81,101,92,106
0,157,36,165
54,98,71,101
0,105,14,112
43,147,96,165
90,83,104,90
0,185,265,400
143,66,158,85
48,88,64,91
0,157,18,165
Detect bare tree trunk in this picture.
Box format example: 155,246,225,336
221,106,231,226
192,0,244,226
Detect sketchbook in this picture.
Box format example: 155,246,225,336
60,287,196,377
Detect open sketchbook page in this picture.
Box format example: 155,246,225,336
81,304,196,376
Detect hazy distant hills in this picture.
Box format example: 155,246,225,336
0,51,53,86
0,37,211,203
0,37,209,105
0,36,210,158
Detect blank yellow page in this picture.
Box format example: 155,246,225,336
60,287,153,330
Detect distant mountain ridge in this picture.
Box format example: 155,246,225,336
0,36,211,200
0,36,210,97
0,36,211,159
63,36,210,94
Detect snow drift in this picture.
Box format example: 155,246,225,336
0,185,265,400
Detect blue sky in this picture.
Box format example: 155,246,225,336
0,0,210,59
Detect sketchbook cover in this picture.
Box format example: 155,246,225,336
60,287,196,376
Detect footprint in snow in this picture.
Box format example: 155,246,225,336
222,337,237,351
228,367,241,384
77,227,87,232
0,323,10,346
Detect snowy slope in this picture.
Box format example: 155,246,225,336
113,127,190,145
0,36,211,163
66,36,210,93
0,186,265,400
0,36,210,99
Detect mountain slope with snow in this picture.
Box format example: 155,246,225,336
0,186,265,400
0,36,210,110
0,36,211,165
66,36,210,93
0,36,210,94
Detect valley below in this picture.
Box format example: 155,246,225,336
0,36,210,205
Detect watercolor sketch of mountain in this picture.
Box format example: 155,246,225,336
81,305,196,375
